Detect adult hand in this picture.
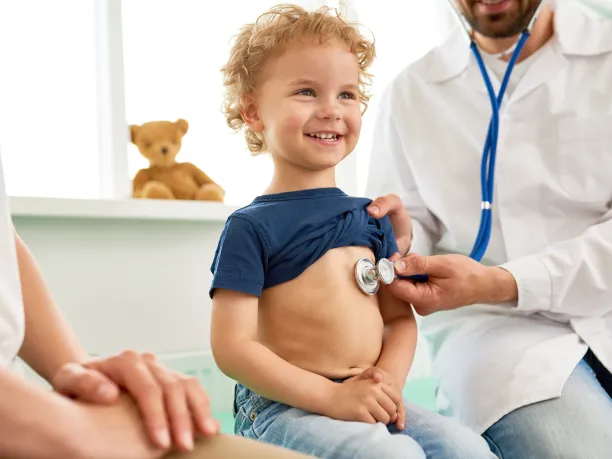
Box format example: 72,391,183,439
76,394,168,459
346,367,406,430
367,194,412,256
388,253,518,316
51,351,220,452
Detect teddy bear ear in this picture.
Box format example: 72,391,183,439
129,125,140,144
176,119,189,136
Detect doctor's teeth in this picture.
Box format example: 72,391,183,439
480,0,506,4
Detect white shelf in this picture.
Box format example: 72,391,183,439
9,196,238,222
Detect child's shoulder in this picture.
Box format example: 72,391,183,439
226,199,282,229
219,199,286,248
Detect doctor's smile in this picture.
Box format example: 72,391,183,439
476,0,515,14
458,0,543,38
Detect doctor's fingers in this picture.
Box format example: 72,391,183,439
368,194,411,225
368,193,404,215
394,253,458,279
386,280,440,316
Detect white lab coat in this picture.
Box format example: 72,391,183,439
0,151,25,369
365,1,612,434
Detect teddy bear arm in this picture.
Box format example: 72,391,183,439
132,169,151,197
184,162,215,186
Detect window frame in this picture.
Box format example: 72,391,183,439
94,0,131,199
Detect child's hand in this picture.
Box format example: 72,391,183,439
322,378,400,425
346,367,406,430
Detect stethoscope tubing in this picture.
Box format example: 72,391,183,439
401,1,545,283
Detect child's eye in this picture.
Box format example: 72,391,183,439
296,88,315,97
339,91,357,100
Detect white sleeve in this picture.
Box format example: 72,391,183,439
501,209,612,317
364,87,442,256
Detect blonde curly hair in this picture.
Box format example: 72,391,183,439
221,3,376,155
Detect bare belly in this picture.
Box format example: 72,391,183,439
259,246,384,379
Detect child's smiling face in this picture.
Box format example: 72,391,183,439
242,36,362,173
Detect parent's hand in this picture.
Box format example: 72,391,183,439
51,351,220,453
367,194,412,256
388,253,518,316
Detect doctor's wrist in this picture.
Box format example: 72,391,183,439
484,267,518,304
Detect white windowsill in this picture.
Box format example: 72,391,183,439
9,196,237,222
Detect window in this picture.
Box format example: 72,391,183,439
122,0,293,207
0,0,101,199
0,0,452,204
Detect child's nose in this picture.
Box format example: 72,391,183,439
317,102,342,121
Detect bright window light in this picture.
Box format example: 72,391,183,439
0,0,100,198
121,0,295,207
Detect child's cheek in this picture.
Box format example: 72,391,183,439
283,112,308,134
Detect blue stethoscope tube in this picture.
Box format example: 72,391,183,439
468,31,530,262
399,1,544,283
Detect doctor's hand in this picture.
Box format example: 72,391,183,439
388,253,518,316
367,194,412,255
51,351,220,453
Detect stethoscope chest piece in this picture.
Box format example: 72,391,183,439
355,257,396,295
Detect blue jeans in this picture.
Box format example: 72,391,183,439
483,351,612,459
233,383,496,459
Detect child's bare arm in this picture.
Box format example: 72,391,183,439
374,285,418,386
210,289,338,415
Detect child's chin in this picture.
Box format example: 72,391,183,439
308,155,346,170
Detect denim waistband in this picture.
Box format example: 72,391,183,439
232,378,349,416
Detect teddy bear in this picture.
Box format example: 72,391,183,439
130,118,225,202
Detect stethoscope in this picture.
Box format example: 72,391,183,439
355,0,545,296
447,0,545,262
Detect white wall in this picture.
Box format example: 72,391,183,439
13,215,222,356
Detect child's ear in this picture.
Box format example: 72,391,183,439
240,95,264,132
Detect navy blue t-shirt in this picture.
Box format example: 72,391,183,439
209,187,398,298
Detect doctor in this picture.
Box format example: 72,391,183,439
0,166,308,455
365,0,612,458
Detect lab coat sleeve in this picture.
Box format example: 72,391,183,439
501,209,612,317
364,86,442,257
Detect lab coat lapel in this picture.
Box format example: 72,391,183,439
464,53,501,97
462,39,568,106
509,41,568,104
